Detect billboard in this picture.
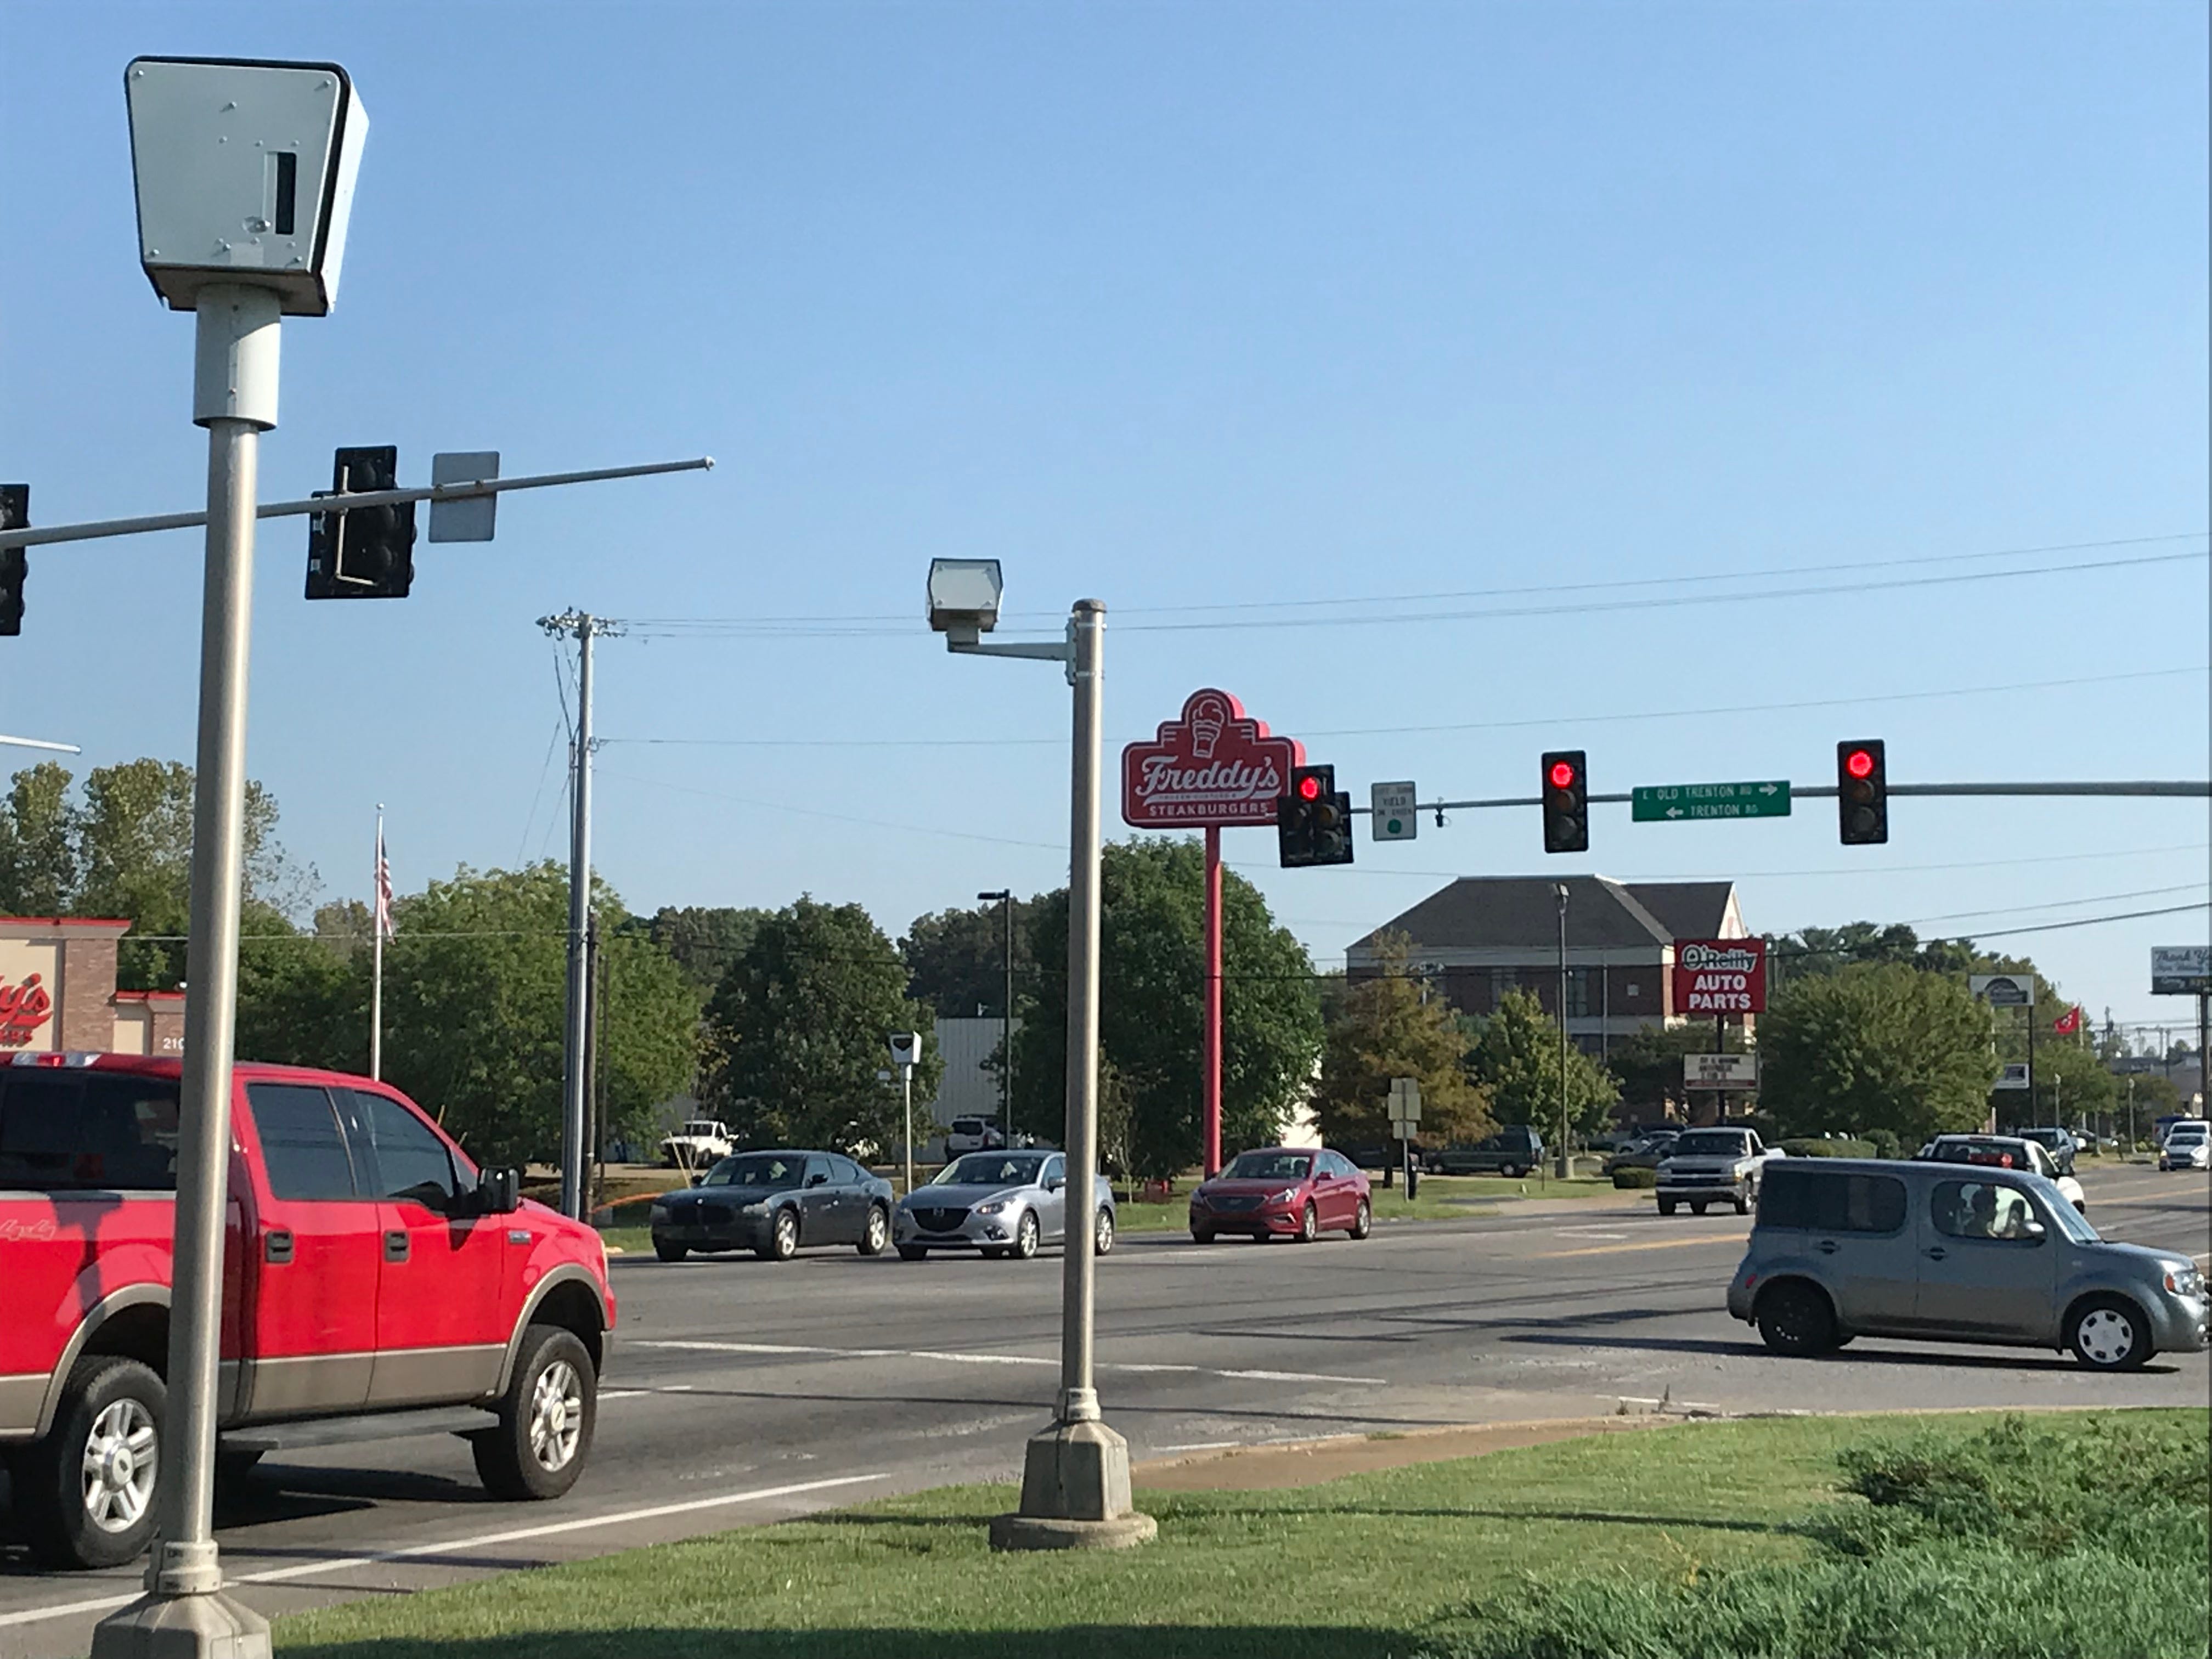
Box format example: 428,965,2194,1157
1685,1053,1759,1090
2151,946,2211,996
1673,938,1767,1015
1970,974,2035,1008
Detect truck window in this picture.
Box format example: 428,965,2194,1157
0,1071,181,1191
246,1084,362,1201
354,1090,459,1213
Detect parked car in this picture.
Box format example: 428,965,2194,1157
1602,1130,1680,1176
1917,1135,2086,1214
659,1117,735,1169
650,1150,894,1261
943,1116,1007,1155
894,1149,1114,1261
1729,1158,2208,1370
0,1053,614,1570
1427,1126,1545,1178
2005,1126,2079,1176
1656,1126,1779,1215
2158,1120,2210,1172
1336,1141,1430,1175
1189,1147,1374,1243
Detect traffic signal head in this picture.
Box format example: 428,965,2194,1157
1837,739,1887,844
307,446,416,600
1541,749,1588,854
0,486,25,637
1278,764,1354,867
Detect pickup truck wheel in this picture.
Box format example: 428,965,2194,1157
21,1355,165,1570
1756,1283,1839,1357
475,1324,596,1501
1690,1200,1710,1216
1657,1197,1677,1216
1192,1228,1216,1244
1733,1192,1753,1215
857,1205,890,1256
1501,1164,1523,1180
653,1240,687,1263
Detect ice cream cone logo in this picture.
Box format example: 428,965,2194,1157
1188,693,1228,759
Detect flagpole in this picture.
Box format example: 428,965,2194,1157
371,804,385,1081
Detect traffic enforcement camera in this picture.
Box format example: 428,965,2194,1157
1278,765,1354,868
1542,751,1588,854
1837,740,1888,845
307,447,416,599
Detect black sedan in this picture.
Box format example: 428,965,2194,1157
650,1149,894,1262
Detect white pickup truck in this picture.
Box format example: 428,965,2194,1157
1656,1126,1780,1216
660,1118,735,1170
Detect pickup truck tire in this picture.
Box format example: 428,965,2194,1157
21,1355,165,1570
1755,1282,1839,1357
475,1324,596,1501
1657,1198,1678,1216
1690,1200,1709,1216
654,1240,687,1263
1733,1191,1753,1215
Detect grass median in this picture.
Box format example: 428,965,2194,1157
270,1407,2208,1659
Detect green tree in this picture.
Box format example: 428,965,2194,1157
901,898,1033,1020
1465,989,1618,1146
699,896,941,1154
1009,839,1323,1180
1606,1022,1720,1118
639,905,770,997
372,862,696,1167
236,923,369,1072
1758,963,1996,1142
0,761,80,916
1314,932,1491,1150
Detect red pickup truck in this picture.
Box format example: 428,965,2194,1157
0,1053,615,1570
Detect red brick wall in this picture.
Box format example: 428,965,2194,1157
60,935,119,1051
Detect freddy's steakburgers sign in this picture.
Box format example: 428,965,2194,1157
1122,689,1304,828
1673,938,1768,1015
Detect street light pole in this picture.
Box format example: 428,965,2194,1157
1555,882,1571,1178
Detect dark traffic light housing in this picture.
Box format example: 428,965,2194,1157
1278,764,1354,867
1838,740,1887,844
1541,750,1588,853
0,485,25,637
307,447,416,600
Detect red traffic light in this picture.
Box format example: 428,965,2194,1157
1548,759,1577,790
1844,747,1875,780
1297,774,1322,801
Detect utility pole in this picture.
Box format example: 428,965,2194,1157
1554,882,1571,1176
540,610,620,1220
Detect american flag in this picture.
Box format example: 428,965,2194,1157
374,825,396,940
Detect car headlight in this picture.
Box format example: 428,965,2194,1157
1271,1187,1301,1205
2163,1266,2204,1298
973,1198,1013,1215
741,1200,769,1215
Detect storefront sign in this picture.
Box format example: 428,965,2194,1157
1121,688,1303,828
0,972,55,1048
1673,938,1767,1015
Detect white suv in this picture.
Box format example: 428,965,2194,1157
2158,1120,2209,1172
944,1116,1006,1155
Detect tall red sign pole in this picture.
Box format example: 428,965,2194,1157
1203,826,1223,1175
1123,690,1301,1179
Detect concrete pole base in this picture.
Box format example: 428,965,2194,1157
87,1589,271,1659
993,1417,1155,1551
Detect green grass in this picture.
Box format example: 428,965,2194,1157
269,1409,2207,1659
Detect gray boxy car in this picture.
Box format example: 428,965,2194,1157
1727,1159,2208,1371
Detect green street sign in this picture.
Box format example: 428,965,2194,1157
1632,780,1791,822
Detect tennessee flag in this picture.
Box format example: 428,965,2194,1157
2052,1005,2081,1035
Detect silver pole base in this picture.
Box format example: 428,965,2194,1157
87,1587,270,1659
992,1417,1156,1551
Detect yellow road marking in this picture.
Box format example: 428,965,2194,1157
1537,1232,1750,1259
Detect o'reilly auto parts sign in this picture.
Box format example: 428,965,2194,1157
2152,946,2211,996
1674,938,1767,1015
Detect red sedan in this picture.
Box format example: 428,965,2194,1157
1189,1147,1373,1243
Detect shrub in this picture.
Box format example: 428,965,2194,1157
1779,1138,1876,1159
1612,1165,1659,1188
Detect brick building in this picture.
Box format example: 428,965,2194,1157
0,918,187,1058
1347,874,1751,1058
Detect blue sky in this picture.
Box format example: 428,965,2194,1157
3,2,2205,1034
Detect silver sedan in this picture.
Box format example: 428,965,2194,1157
894,1149,1116,1261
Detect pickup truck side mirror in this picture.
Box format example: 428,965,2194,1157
477,1166,522,1215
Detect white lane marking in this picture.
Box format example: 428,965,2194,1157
599,1388,650,1400
0,1472,889,1630
1555,1228,1629,1240
633,1338,1384,1387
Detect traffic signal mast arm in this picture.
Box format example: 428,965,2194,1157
1352,780,2210,814
0,455,714,551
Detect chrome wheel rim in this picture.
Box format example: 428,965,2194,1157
1356,1201,1370,1234
528,1358,584,1470
776,1213,797,1255
1017,1214,1037,1256
2077,1307,2135,1366
865,1209,887,1250
81,1398,156,1533
1094,1210,1114,1254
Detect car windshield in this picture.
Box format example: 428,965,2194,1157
1671,1131,1748,1157
939,1153,1043,1187
2045,1193,2100,1244
683,1122,721,1136
2169,1125,2208,1142
1222,1152,1311,1181
702,1155,801,1188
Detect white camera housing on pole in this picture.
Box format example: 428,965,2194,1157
126,57,368,317
888,1031,922,1069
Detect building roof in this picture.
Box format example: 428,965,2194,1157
1351,876,1741,955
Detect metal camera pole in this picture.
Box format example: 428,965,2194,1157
92,285,281,1658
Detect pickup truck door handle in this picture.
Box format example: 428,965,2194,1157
384,1229,410,1263
1814,1239,1838,1255
263,1229,294,1265
1922,1246,1948,1261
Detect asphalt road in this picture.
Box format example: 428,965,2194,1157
4,1162,2205,1656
